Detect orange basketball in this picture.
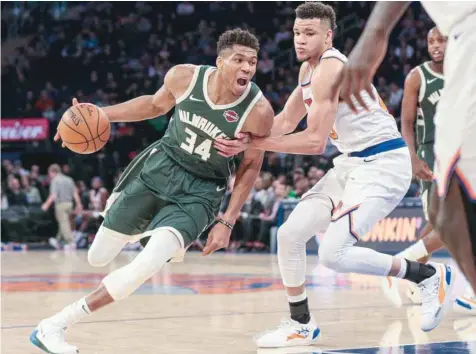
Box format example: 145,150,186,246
58,103,110,154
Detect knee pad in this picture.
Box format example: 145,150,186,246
277,221,310,288
277,193,332,245
88,225,128,268
102,230,181,300
318,217,355,271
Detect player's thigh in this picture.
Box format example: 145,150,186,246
103,178,166,237
301,167,344,208
114,141,161,192
141,202,214,249
102,143,162,217
333,149,412,238
278,168,343,239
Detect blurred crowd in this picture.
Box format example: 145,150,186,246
1,1,431,250
1,159,111,249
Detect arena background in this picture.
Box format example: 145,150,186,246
1,1,448,256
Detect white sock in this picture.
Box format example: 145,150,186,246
287,290,307,303
395,258,408,279
48,297,91,328
396,240,428,262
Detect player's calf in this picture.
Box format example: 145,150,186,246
320,215,454,331
31,231,181,353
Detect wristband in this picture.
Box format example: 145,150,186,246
217,218,234,230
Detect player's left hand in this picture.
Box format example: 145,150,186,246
54,98,80,147
202,222,232,256
332,29,388,113
214,132,251,158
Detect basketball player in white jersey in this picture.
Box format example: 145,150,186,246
214,2,454,347
336,1,476,301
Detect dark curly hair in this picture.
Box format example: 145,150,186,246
295,2,337,33
217,29,260,55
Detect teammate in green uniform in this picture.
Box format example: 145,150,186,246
396,27,445,265
30,29,274,353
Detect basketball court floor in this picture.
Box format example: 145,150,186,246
2,250,476,353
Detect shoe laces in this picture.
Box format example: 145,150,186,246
419,278,440,311
277,318,293,330
43,325,66,342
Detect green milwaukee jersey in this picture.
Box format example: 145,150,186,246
415,61,444,146
145,65,262,182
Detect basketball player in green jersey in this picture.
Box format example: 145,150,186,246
30,29,274,354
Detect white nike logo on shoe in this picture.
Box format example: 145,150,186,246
190,95,203,102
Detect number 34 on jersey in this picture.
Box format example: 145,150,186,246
177,109,228,162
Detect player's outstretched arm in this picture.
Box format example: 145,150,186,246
248,58,342,155
333,2,410,111
203,97,274,256
100,65,194,122
54,65,195,144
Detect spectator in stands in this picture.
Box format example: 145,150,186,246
253,183,288,251
21,175,42,205
29,164,47,200
292,167,305,185
255,172,275,212
35,90,54,113
388,82,404,116
307,166,325,186
6,177,28,206
237,191,265,252
41,164,82,250
2,160,15,181
78,177,109,235
13,160,29,176
289,177,311,199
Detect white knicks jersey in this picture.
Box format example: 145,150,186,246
421,1,476,36
301,48,401,154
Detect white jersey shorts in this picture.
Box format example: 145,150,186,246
302,138,412,239
433,12,476,201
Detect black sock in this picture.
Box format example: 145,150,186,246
403,259,436,284
289,298,310,324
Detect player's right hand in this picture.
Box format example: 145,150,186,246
54,98,80,147
411,156,433,181
214,132,251,157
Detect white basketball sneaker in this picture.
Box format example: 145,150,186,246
30,319,78,354
454,295,476,314
418,262,455,332
406,282,421,304
381,277,403,308
255,316,321,348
